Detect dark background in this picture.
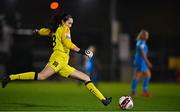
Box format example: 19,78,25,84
0,0,180,82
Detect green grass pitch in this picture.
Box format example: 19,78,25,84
0,81,180,111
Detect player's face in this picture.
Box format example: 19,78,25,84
142,31,149,40
64,18,73,28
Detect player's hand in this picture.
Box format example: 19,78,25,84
32,29,39,34
85,50,93,58
78,49,93,58
148,62,153,69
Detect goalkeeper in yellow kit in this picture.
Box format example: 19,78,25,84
1,13,112,106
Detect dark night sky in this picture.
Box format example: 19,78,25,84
1,0,180,80
1,0,180,52
1,0,180,36
117,0,180,35
1,0,180,58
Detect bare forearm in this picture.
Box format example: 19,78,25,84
72,46,80,52
141,51,152,68
72,46,93,58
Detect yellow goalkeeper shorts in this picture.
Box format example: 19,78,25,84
47,50,76,77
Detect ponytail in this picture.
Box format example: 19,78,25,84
49,13,61,32
49,13,72,33
136,29,148,41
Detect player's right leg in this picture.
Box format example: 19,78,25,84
131,71,142,96
1,66,55,88
142,69,151,97
69,70,112,106
1,72,37,88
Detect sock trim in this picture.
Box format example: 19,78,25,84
84,81,92,85
34,72,38,80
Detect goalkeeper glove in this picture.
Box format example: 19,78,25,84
79,49,93,58
32,29,39,34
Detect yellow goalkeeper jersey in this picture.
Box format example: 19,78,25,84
38,25,76,55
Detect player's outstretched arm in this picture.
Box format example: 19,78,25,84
33,28,52,37
60,29,93,58
72,46,93,58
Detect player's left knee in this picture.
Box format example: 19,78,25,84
85,75,91,82
145,74,151,78
38,73,48,80
81,75,91,83
147,73,151,78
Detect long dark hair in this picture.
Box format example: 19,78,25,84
49,13,72,32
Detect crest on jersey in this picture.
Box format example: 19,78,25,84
53,61,59,67
65,33,71,38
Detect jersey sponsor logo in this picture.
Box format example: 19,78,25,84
65,33,71,38
53,61,59,67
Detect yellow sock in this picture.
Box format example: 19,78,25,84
85,81,106,100
9,72,36,80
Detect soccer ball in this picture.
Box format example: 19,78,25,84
119,96,134,110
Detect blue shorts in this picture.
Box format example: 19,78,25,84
133,61,148,72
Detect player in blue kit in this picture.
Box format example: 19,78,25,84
131,30,152,97
84,46,98,83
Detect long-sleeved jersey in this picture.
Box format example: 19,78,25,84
38,25,76,56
